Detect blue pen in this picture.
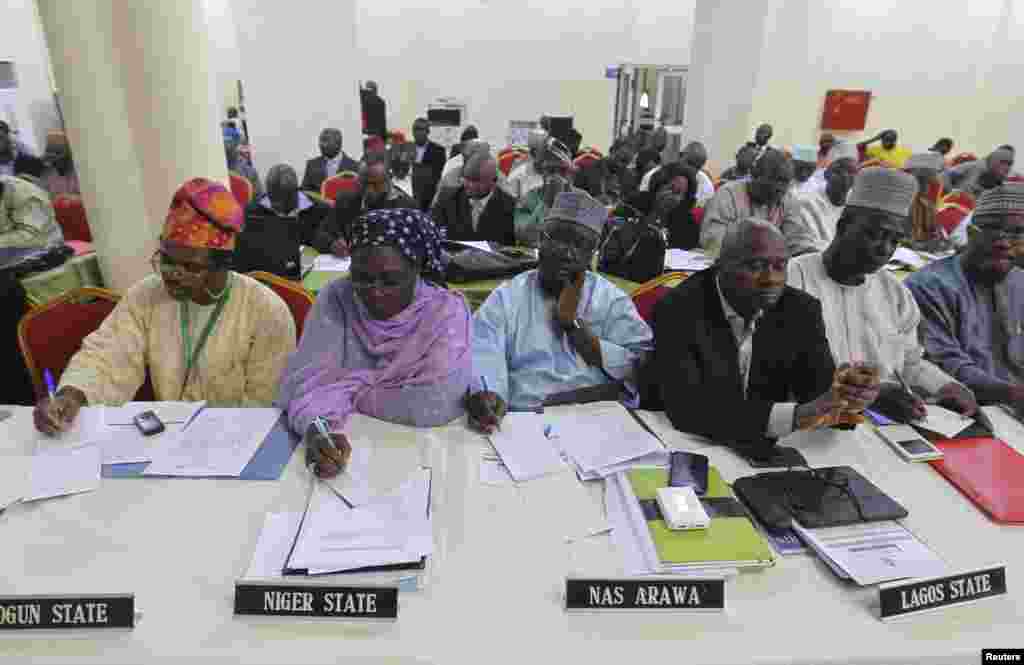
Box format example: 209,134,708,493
44,369,56,400
479,376,500,431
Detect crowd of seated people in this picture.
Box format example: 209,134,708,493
16,103,1023,481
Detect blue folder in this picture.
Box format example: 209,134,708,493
102,414,298,480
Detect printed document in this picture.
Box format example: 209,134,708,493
143,408,279,477
24,443,101,502
488,412,566,481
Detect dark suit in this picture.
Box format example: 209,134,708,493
360,91,387,139
301,153,359,193
238,196,332,278
431,186,517,246
650,267,835,451
312,189,418,254
3,153,45,179
412,141,446,211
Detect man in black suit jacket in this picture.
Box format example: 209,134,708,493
431,150,517,245
411,118,446,211
651,218,879,453
360,81,387,139
301,128,358,193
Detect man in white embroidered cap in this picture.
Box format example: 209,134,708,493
788,167,979,423
466,191,653,432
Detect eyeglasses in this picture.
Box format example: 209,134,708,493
972,221,1024,240
737,257,788,275
349,268,413,290
539,229,594,262
150,251,212,280
782,466,867,524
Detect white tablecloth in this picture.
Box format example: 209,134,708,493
0,406,1021,664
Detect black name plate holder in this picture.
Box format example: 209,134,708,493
234,581,398,620
565,578,725,612
0,594,134,630
879,564,1007,621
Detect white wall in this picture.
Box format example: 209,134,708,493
0,0,61,154
688,0,1024,167
355,0,695,154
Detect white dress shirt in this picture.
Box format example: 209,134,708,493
715,275,797,438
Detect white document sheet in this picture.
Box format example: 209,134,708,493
479,457,514,486
453,240,500,254
887,247,927,270
545,402,663,475
487,412,566,482
0,455,30,511
792,520,947,586
245,511,303,579
288,468,433,573
104,401,205,426
665,249,713,272
100,424,185,465
24,443,101,502
519,469,608,540
313,255,352,272
142,408,280,477
605,471,660,575
916,404,973,439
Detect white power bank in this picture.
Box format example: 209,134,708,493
656,486,710,530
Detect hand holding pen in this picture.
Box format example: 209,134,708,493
305,416,352,479
33,370,87,436
465,377,507,435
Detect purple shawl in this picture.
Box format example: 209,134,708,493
278,278,471,435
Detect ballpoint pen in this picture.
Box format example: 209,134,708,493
44,368,56,402
893,369,914,399
480,376,500,431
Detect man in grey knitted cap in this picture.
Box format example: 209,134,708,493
788,167,978,423
466,191,652,431
943,147,1015,199
906,183,1024,414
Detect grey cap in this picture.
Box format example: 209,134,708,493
545,190,607,237
845,167,919,217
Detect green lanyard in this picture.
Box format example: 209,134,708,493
178,276,232,397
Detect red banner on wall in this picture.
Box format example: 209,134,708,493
820,90,872,131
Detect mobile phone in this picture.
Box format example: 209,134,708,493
876,424,943,462
668,451,709,495
133,410,165,437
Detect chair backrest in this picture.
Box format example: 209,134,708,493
497,150,527,176
17,287,119,400
630,271,690,326
229,172,255,206
52,194,92,242
247,270,315,341
321,171,361,202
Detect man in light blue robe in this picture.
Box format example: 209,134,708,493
906,183,1024,410
467,191,653,431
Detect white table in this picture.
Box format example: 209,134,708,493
0,405,1021,664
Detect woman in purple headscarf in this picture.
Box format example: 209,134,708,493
277,208,471,478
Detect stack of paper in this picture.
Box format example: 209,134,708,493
142,408,279,477
313,254,352,272
487,413,566,481
665,249,714,272
792,520,947,586
545,402,664,479
286,468,433,575
916,404,973,438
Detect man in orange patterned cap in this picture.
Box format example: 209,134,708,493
34,177,296,434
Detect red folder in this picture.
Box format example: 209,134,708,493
930,437,1024,524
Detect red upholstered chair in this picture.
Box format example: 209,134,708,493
691,207,704,226
572,152,600,171
498,150,528,176
52,194,92,242
630,272,690,326
1007,175,1024,184
229,172,254,206
935,191,976,237
248,271,315,341
321,171,360,203
17,288,119,400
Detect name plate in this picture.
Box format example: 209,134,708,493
0,594,134,630
234,582,398,620
879,565,1007,621
565,578,725,612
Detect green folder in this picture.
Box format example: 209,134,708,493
627,467,776,568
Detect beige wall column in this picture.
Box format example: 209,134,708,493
36,0,228,291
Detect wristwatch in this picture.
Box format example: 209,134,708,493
562,318,583,333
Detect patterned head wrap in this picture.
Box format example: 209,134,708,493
161,177,244,251
350,208,448,281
